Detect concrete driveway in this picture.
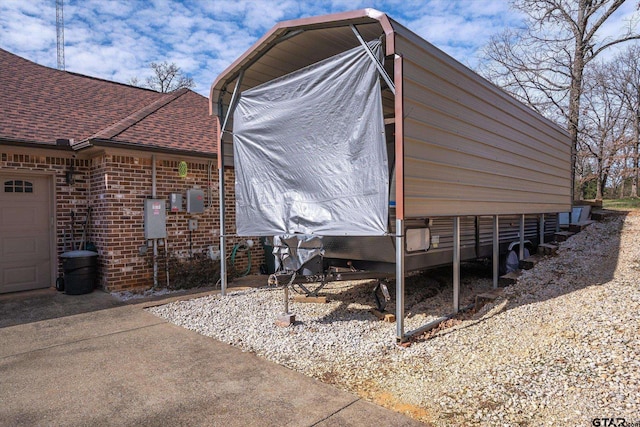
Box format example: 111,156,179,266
0,289,424,426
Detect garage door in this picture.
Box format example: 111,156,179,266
0,174,53,293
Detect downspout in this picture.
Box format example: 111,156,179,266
207,160,213,208
152,154,158,289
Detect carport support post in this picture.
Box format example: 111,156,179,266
453,216,460,313
395,218,405,342
519,214,525,261
219,168,227,296
539,214,545,245
493,215,499,288
218,71,245,297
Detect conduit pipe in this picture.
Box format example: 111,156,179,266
152,154,158,289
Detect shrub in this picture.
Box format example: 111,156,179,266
166,253,221,290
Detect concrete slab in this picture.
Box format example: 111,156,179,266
0,290,424,426
0,288,125,328
0,305,163,358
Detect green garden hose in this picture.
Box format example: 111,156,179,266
230,243,252,277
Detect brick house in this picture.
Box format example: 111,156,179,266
0,48,261,293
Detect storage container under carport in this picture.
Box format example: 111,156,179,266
61,250,98,295
260,237,276,274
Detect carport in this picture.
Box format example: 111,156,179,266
209,9,571,341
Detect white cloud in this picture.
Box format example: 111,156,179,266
0,0,636,97
0,0,56,56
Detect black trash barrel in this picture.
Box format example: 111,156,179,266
260,237,276,274
61,250,98,295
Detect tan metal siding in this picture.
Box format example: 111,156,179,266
395,34,571,218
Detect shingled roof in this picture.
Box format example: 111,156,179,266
0,48,217,156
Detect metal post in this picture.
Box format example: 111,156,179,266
519,214,525,261
395,218,405,342
218,72,244,297
219,166,227,296
539,214,545,245
283,285,289,314
493,215,499,288
453,216,460,313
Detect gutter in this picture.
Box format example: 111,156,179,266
0,136,74,151
71,138,217,159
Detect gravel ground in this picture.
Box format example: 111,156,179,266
148,213,640,426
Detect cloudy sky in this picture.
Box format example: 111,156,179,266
0,1,638,97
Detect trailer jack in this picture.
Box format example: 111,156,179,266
373,280,391,312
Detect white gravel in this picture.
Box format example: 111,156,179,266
147,213,640,426
112,288,175,301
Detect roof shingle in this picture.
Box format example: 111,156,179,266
0,48,216,155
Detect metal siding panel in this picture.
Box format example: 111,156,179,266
477,214,544,246
390,26,569,142
404,150,569,195
404,177,564,204
405,199,567,217
395,35,571,218
403,96,569,174
401,61,569,161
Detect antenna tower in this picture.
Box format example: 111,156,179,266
56,0,65,70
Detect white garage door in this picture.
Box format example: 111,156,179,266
0,174,53,293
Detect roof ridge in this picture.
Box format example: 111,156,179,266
87,88,190,140
0,47,160,95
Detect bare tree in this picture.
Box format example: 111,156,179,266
610,45,640,196
580,62,629,200
612,137,635,197
480,0,640,200
128,61,195,93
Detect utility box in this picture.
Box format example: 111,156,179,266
186,188,205,213
169,193,183,212
144,199,167,239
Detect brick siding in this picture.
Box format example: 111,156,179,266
1,148,264,292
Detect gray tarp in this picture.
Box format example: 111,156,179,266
233,40,388,236
271,235,324,273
